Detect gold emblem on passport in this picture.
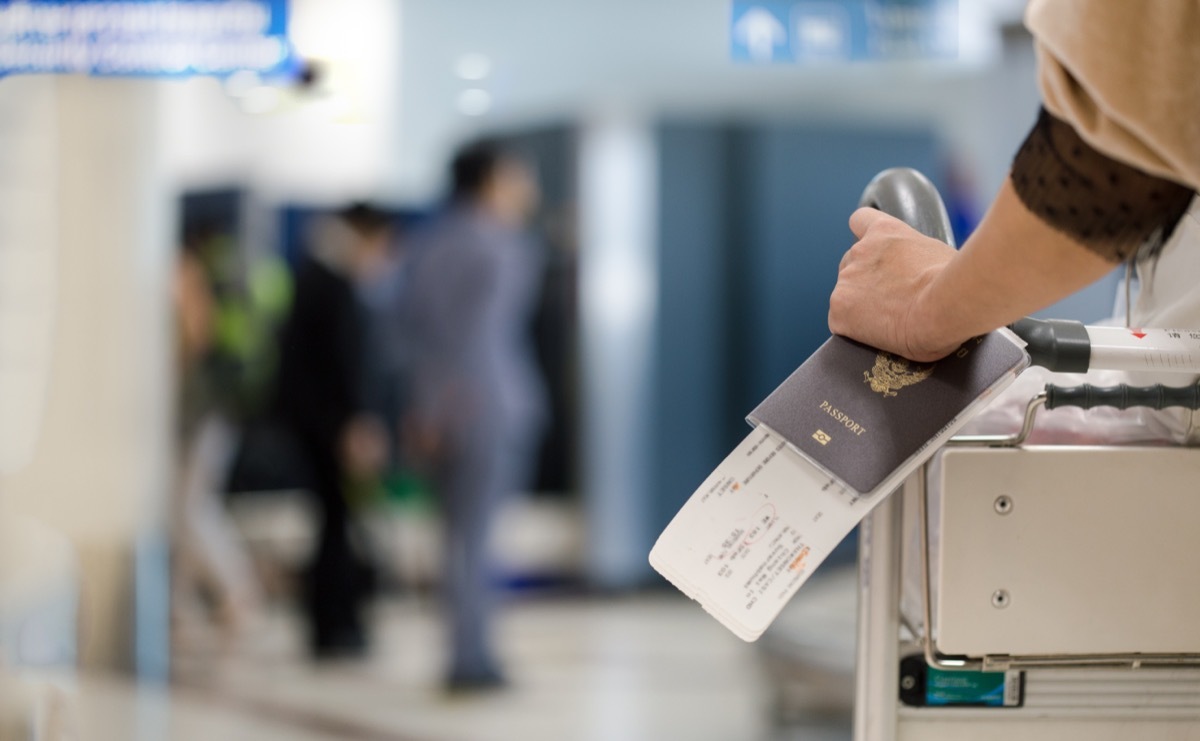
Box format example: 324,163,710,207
864,352,935,398
812,430,832,446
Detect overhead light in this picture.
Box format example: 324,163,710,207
455,53,492,81
456,88,492,116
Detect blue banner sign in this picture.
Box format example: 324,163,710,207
0,0,291,77
731,0,957,64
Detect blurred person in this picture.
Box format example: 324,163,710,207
274,204,392,658
173,241,265,645
403,140,548,691
357,218,415,474
829,1,1198,366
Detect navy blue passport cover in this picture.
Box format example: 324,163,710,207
747,333,1028,494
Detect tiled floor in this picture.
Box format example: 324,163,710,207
72,594,852,741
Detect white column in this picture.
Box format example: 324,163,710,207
0,77,59,478
0,76,172,674
578,115,659,588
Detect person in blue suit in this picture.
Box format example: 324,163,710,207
403,140,548,691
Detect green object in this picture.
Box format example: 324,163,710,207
926,667,1017,707
384,470,436,513
192,234,294,420
249,257,294,318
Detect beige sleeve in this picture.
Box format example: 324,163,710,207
1025,0,1200,191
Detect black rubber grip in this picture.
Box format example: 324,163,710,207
1045,383,1200,411
1009,317,1091,373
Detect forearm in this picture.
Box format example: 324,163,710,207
912,178,1118,354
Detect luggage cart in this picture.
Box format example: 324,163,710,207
853,169,1200,741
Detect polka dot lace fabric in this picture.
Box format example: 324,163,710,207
1011,108,1194,261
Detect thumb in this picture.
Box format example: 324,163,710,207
848,207,890,239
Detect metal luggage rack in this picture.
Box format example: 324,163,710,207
859,168,1200,676
915,449,1200,673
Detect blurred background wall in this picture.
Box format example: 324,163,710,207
0,2,1129,730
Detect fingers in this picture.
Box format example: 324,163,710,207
848,206,890,238
842,207,893,270
827,292,847,336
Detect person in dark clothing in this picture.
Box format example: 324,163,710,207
275,203,391,658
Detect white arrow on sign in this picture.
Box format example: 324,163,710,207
734,7,787,61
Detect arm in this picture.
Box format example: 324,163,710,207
832,0,1200,362
405,237,499,442
829,178,1116,362
831,102,1195,363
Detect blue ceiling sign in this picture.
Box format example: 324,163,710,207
0,0,292,78
731,0,958,64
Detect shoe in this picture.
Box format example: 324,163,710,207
311,624,369,661
444,667,508,694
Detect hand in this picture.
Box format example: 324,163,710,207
340,414,389,478
828,208,960,362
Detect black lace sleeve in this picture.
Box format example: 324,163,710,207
1010,107,1194,261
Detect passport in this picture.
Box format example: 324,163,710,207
748,332,1029,494
651,330,1028,641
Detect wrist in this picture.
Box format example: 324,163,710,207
905,271,963,361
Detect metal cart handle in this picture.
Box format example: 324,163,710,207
858,167,956,247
